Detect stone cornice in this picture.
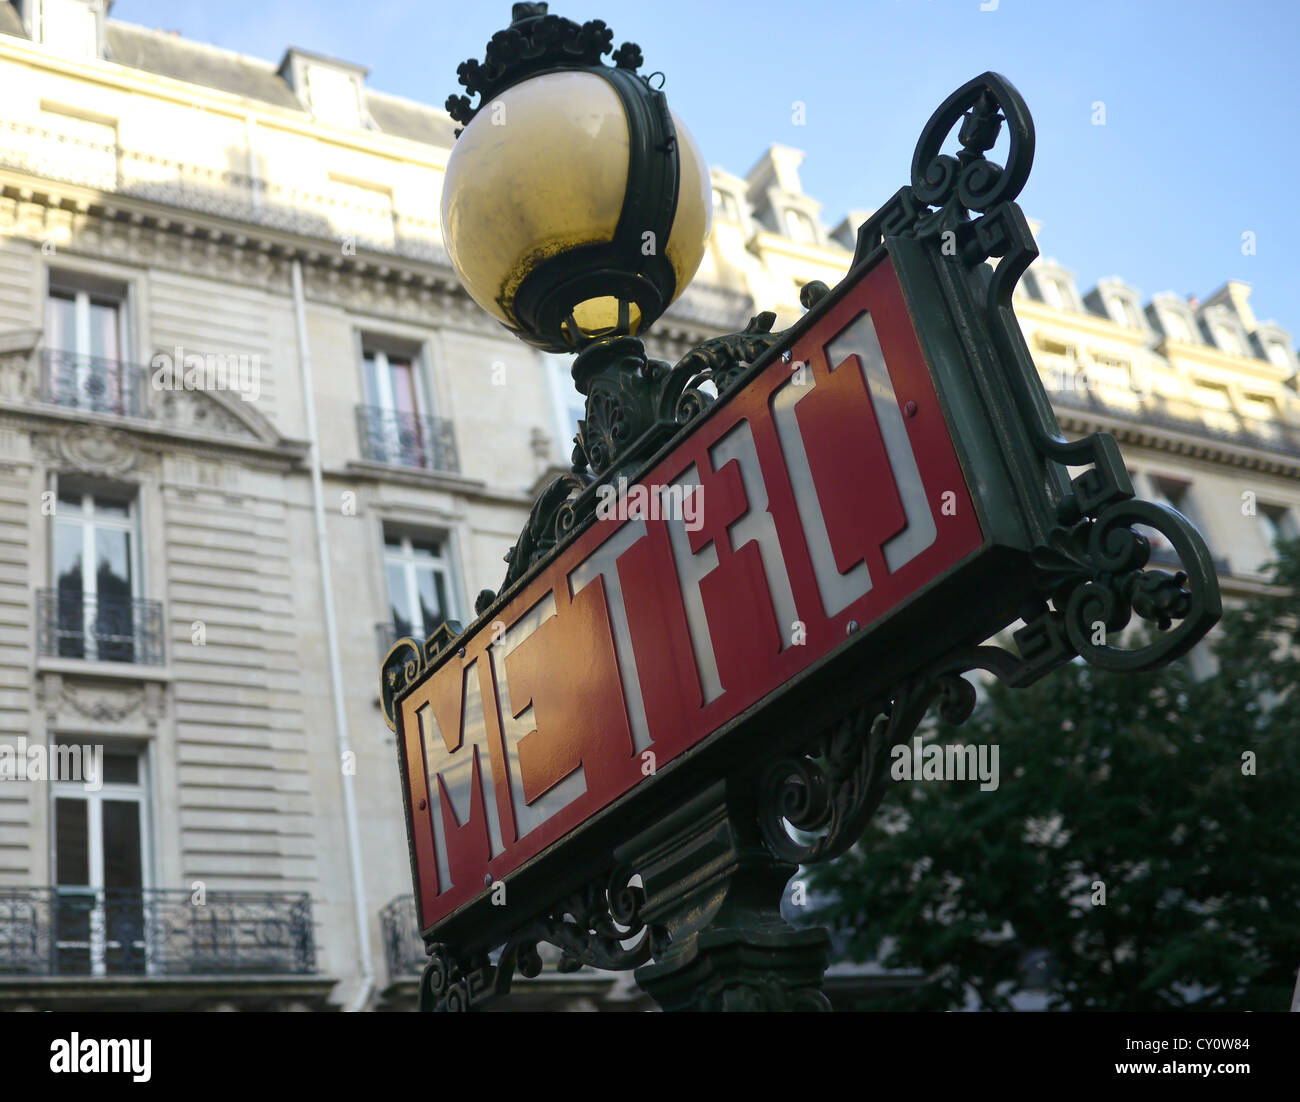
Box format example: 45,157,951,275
1055,408,1300,480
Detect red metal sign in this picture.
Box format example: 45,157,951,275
398,255,986,929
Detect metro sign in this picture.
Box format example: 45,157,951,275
394,248,1025,936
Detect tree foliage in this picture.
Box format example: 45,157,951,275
808,542,1300,1011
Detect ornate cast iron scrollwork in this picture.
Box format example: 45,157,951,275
476,312,781,612
446,3,644,135
847,70,1219,675
379,621,463,733
420,867,654,1012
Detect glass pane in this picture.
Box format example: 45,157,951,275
386,561,413,637
383,531,402,550
95,527,132,599
93,495,130,519
54,519,86,658
54,520,84,593
363,352,381,406
46,292,76,354
95,528,134,662
102,752,138,785
409,538,441,560
388,358,419,415
89,299,121,361
102,800,144,975
55,798,90,886
57,489,84,514
102,800,142,890
415,566,447,633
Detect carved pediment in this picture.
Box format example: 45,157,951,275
147,355,282,446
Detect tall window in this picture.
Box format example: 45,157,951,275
1260,504,1298,551
1162,310,1193,343
361,343,437,468
52,742,150,975
45,275,132,415
384,529,454,641
53,486,139,662
543,352,585,462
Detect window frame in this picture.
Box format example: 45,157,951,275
49,476,146,662
381,525,462,640
49,738,155,977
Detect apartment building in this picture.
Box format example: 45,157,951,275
0,0,1295,1011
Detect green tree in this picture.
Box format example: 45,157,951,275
808,542,1300,1011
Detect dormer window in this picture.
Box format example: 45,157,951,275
1110,296,1143,329
1162,310,1193,343
712,189,739,223
1211,321,1242,356
278,48,369,129
784,208,816,244
29,0,104,58
1265,342,1293,369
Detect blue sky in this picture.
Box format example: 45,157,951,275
112,0,1299,339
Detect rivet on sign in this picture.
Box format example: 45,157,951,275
484,873,493,887
418,799,427,811
904,400,918,417
847,620,860,635
458,646,466,658
781,349,792,363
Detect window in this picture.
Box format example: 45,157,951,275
1266,342,1293,370
383,529,455,641
712,189,739,222
1111,297,1143,330
45,274,136,415
1142,476,1209,564
784,208,816,244
1260,504,1298,550
38,102,117,188
1212,322,1242,356
543,351,585,462
330,176,394,247
52,486,140,662
1162,310,1193,343
52,741,151,975
357,341,453,470
1040,276,1071,311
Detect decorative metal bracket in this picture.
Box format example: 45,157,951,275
476,311,781,611
420,866,654,1011
399,70,1224,1011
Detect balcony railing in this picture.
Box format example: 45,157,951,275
355,406,459,473
41,349,150,419
0,888,315,976
1051,384,1300,460
379,895,427,983
36,589,165,666
0,118,449,264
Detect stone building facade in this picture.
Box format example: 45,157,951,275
0,1,1295,1010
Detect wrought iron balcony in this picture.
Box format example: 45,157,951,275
41,349,150,419
0,118,450,265
36,589,165,666
355,405,460,473
379,895,427,983
0,888,315,977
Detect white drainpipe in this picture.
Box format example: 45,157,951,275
291,258,375,1012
